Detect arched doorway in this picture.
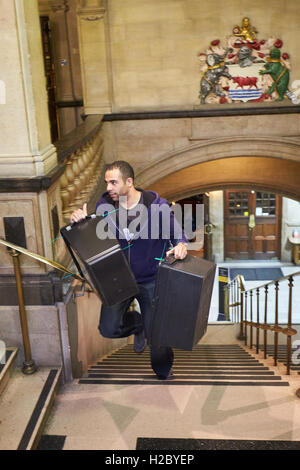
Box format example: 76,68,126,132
144,156,300,202
144,156,300,262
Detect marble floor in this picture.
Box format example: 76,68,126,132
41,261,300,450
42,338,300,450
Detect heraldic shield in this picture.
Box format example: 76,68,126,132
227,63,263,102
197,17,300,105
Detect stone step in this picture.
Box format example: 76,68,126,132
79,344,290,387
0,367,62,450
0,348,18,397
87,372,283,381
79,378,289,386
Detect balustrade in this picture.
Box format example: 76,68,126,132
225,269,300,397
59,129,104,222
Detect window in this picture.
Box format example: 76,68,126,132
256,192,276,216
228,192,249,216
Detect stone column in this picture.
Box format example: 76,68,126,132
209,191,224,262
0,0,57,177
39,0,84,136
77,0,112,114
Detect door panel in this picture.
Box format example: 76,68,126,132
225,191,251,259
224,191,281,260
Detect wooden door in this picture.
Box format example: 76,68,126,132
224,190,281,260
40,16,60,142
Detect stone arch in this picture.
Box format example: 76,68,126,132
136,137,300,201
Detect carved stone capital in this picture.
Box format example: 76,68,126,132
38,0,52,15
77,0,106,21
78,0,106,8
50,0,69,13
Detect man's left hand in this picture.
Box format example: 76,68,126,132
166,242,188,260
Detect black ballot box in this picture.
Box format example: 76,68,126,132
60,215,138,306
149,255,216,350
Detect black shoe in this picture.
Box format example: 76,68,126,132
157,369,174,381
134,329,146,353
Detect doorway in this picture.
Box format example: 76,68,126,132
176,194,211,259
224,190,281,260
40,16,60,142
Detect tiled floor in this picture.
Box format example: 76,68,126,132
40,260,300,450
42,344,300,450
0,367,57,450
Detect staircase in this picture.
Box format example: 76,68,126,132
0,348,62,450
79,344,290,386
0,347,18,396
258,344,300,374
36,336,300,450
2,342,299,450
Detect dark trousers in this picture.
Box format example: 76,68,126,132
98,280,173,378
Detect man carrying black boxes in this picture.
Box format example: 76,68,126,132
70,160,188,380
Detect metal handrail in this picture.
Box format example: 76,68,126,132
227,269,300,292
243,270,300,292
224,270,300,398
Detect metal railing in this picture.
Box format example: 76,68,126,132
225,270,300,397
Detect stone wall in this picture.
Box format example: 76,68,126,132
71,0,300,114
100,114,300,263
106,0,300,112
102,112,300,191
0,0,56,178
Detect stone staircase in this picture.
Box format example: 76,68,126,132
79,344,290,386
2,341,299,450
0,347,18,396
0,348,62,450
33,337,300,450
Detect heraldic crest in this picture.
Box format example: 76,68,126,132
198,17,299,105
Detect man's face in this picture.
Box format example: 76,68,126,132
105,168,131,202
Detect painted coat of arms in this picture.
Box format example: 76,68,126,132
198,17,300,105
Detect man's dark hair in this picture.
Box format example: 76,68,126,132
105,160,135,183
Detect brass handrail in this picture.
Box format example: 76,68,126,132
0,238,88,375
225,270,300,398
10,250,37,375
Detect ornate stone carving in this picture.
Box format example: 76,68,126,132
59,129,104,222
198,17,300,105
81,15,102,21
50,0,69,13
38,0,68,13
78,0,106,8
38,0,52,15
77,0,106,21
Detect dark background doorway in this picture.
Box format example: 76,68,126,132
224,190,281,260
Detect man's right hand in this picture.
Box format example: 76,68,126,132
70,203,88,223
